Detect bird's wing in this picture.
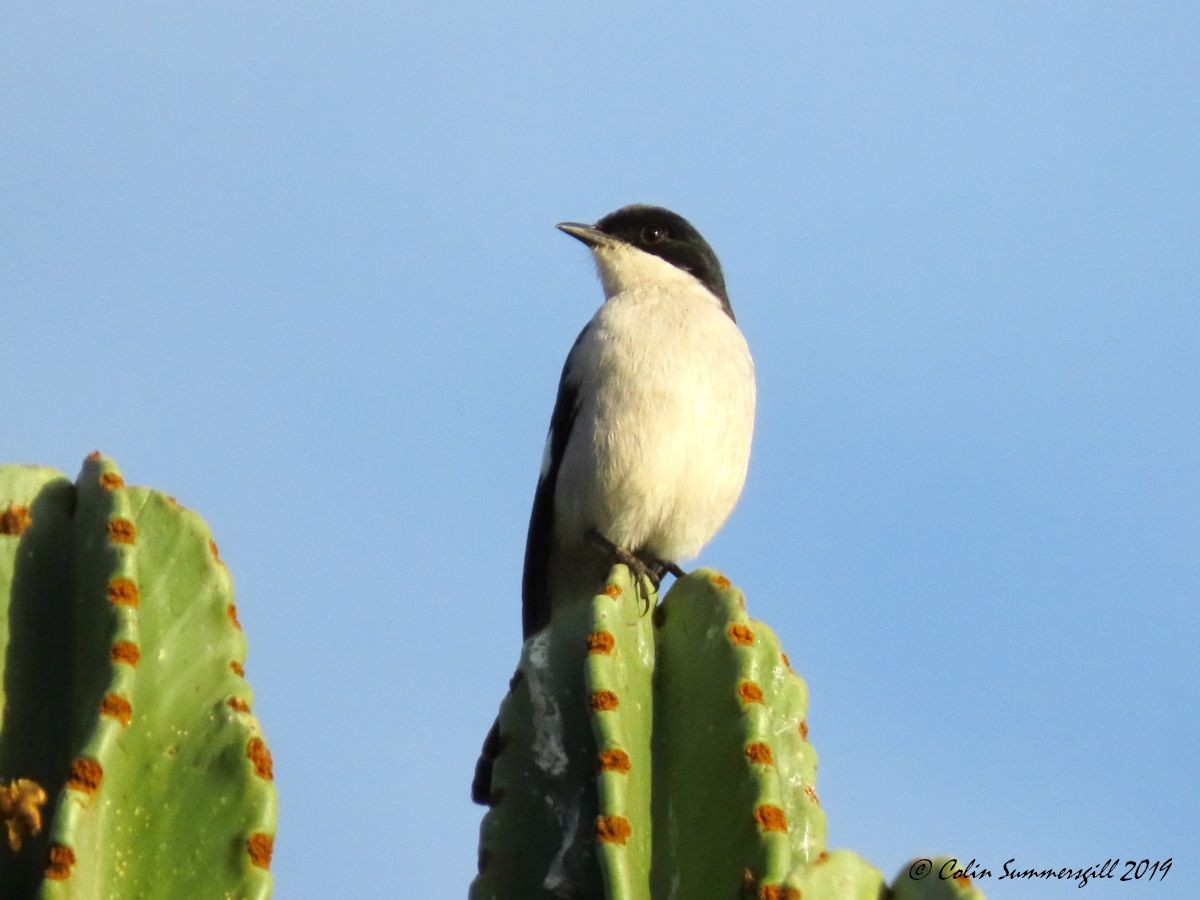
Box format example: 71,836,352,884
520,326,587,638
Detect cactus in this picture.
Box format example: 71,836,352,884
0,454,277,899
471,567,984,900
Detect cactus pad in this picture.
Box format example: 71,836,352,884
0,454,277,899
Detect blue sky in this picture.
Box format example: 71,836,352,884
3,4,1196,898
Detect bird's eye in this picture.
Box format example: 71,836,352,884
641,224,668,243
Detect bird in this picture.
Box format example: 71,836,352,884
471,204,756,805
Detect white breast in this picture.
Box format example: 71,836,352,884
554,247,755,563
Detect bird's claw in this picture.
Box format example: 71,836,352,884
587,529,683,615
604,540,657,612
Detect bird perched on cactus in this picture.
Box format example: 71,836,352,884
473,204,756,804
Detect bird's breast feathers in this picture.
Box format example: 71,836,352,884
554,281,755,561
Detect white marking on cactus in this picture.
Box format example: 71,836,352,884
664,799,681,900
543,795,582,894
527,630,568,777
800,820,814,860
635,621,654,668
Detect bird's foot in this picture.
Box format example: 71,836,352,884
659,560,686,579
587,530,683,614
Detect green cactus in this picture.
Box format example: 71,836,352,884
0,454,277,899
888,859,986,900
471,567,984,900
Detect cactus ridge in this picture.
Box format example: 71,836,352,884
473,568,650,899
649,569,827,896
41,455,142,888
0,466,75,895
586,571,654,900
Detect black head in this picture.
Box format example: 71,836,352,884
560,204,733,319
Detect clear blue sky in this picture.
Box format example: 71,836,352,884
3,4,1196,898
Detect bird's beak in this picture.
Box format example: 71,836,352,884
556,222,611,249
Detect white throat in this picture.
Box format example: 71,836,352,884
590,243,718,305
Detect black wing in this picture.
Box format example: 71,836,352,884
520,329,585,638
